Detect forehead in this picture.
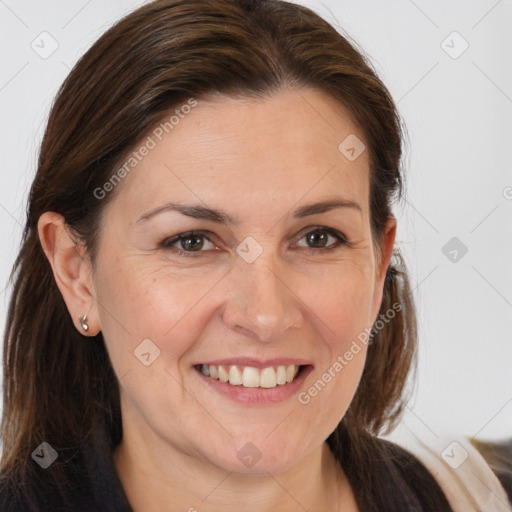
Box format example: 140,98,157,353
108,87,370,223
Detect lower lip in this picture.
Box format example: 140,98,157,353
194,366,314,405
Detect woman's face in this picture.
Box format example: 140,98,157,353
90,87,395,474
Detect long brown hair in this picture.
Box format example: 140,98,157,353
2,0,417,504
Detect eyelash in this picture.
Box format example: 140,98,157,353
159,227,350,258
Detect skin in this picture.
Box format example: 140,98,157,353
39,86,396,511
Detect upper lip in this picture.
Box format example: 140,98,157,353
194,357,313,368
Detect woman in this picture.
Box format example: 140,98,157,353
1,0,510,510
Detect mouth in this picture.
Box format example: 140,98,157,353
193,363,310,389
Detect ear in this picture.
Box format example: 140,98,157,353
369,215,397,324
38,212,101,336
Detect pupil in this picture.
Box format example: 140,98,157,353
308,231,327,248
183,236,203,251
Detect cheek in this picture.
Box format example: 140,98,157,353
93,252,234,373
303,261,375,344
291,264,373,429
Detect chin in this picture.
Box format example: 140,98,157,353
203,436,311,476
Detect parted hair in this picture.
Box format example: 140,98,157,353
1,0,417,503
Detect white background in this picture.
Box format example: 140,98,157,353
0,0,511,450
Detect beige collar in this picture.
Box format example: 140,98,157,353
384,424,512,512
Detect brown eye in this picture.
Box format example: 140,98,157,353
296,227,348,253
179,234,205,251
160,231,216,257
305,230,330,248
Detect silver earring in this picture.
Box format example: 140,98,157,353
80,314,89,332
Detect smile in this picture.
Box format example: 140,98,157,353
195,364,305,389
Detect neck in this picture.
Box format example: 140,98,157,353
113,424,346,512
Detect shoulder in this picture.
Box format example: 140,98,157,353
330,430,454,510
370,435,455,510
0,470,82,512
0,435,132,511
470,437,512,504
382,426,512,512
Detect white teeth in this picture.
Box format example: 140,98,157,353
242,367,260,388
229,365,243,385
218,366,229,382
276,365,287,385
199,364,302,388
286,365,296,383
259,367,277,388
208,365,218,379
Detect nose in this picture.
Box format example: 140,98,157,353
221,256,304,342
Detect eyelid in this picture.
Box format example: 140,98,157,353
160,230,217,251
294,225,347,241
160,226,349,257
292,226,349,251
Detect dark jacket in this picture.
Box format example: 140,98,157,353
0,428,510,512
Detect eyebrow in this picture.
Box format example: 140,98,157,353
136,197,362,224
